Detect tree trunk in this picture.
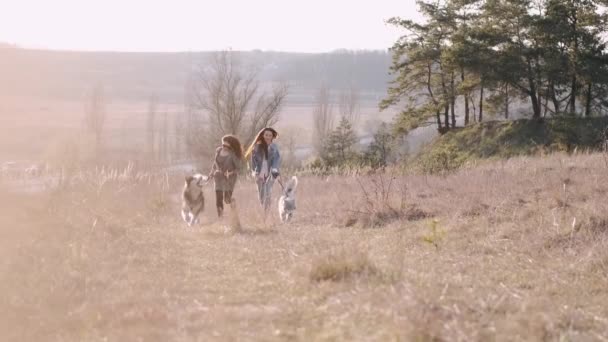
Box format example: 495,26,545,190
585,82,593,117
444,105,450,130
524,57,542,119
504,83,510,119
436,111,442,131
439,63,449,130
527,74,541,119
550,83,561,115
479,84,484,123
451,73,456,128
530,90,541,119
570,75,577,114
570,10,578,115
461,69,470,125
450,102,456,128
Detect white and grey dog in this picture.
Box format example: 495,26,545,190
278,176,298,223
181,173,207,227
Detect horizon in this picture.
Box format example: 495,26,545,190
0,43,391,54
0,0,421,53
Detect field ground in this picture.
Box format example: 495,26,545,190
1,153,608,341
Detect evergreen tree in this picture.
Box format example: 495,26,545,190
364,122,395,168
321,117,358,167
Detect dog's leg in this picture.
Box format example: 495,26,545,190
186,210,196,227
229,199,242,233
280,210,286,223
278,197,285,223
181,209,190,225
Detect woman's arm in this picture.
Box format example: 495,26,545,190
208,147,221,178
270,143,281,172
228,152,242,176
250,145,260,176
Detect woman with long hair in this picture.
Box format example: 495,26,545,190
244,127,281,216
208,134,244,219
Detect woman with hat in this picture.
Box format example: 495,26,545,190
244,127,281,218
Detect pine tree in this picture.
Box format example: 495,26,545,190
364,122,394,168
321,117,358,167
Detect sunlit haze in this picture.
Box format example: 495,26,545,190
0,0,422,52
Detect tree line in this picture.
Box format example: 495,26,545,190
381,0,608,134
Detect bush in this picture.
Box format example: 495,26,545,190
309,250,380,282
418,144,466,175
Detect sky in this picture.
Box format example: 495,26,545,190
0,0,422,53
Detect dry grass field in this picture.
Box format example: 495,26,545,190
1,152,608,341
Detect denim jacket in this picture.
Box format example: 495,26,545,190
251,143,281,176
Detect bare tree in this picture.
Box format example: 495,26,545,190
173,111,185,161
190,51,288,156
312,84,334,156
158,111,169,163
280,126,302,170
183,71,204,159
338,85,360,127
146,95,157,164
84,83,106,158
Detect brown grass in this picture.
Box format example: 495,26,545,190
1,152,608,341
309,250,382,282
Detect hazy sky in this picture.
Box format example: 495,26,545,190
0,0,422,52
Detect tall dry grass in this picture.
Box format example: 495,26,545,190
1,152,608,341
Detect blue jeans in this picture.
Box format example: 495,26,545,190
257,176,275,211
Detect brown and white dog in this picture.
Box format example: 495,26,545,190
181,173,207,227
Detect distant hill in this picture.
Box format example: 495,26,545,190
0,47,392,104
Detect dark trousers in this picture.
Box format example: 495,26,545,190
215,190,233,217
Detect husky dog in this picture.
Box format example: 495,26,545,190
181,173,207,227
278,176,298,223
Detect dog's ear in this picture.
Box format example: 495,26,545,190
185,175,194,185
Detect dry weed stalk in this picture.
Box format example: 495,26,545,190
345,171,406,228
229,200,243,233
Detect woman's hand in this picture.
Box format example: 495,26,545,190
271,168,279,178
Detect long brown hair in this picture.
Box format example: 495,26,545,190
222,135,244,160
244,127,278,159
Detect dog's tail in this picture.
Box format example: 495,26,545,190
290,175,298,190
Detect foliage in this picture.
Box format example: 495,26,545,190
320,116,359,167
363,122,396,168
383,0,608,136
414,117,608,173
